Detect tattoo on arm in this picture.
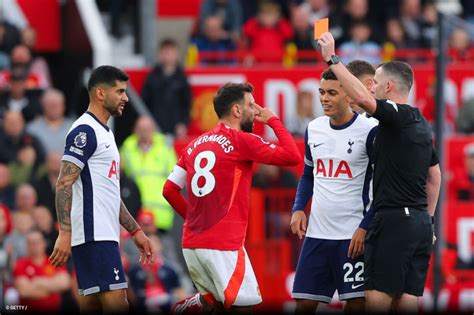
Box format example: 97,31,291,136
119,200,139,233
55,161,81,232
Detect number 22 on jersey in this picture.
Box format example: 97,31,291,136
191,150,216,197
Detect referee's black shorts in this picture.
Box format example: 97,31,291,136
364,207,432,296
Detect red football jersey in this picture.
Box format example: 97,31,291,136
170,117,300,250
13,256,67,311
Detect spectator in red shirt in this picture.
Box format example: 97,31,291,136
13,230,71,312
454,143,474,201
242,1,293,65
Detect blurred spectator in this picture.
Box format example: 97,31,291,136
252,164,298,189
120,160,142,220
330,0,379,45
4,211,34,259
448,27,472,62
0,21,21,68
193,15,236,65
199,0,243,43
120,116,177,233
286,90,316,137
453,143,474,201
384,18,419,50
31,206,57,255
14,184,37,214
242,1,294,64
0,163,15,209
0,203,13,239
141,39,191,138
0,69,41,122
27,88,74,154
457,98,474,134
0,204,12,274
301,0,331,24
13,230,70,312
339,20,381,65
0,0,28,30
31,151,61,221
128,234,187,313
419,1,438,48
20,27,52,86
0,111,45,185
399,0,423,47
0,44,50,90
291,5,314,51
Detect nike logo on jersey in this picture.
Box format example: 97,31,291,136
105,144,111,148
351,283,364,289
313,143,324,148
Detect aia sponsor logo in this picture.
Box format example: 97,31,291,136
315,159,353,178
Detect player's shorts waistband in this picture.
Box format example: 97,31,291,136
376,207,427,214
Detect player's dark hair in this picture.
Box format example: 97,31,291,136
320,68,338,81
213,82,254,118
159,38,178,50
347,60,375,79
377,61,414,93
87,65,129,92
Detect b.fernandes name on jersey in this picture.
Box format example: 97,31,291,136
187,134,235,155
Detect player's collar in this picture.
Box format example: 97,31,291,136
86,111,110,132
329,112,358,130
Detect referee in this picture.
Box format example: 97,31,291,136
317,32,442,313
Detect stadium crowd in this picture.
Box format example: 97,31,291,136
0,0,473,313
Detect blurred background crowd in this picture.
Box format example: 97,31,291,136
0,0,473,313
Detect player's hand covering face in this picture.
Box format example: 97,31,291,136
253,103,277,124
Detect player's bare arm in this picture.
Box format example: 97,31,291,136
290,210,307,240
50,161,81,267
119,200,155,264
317,32,377,114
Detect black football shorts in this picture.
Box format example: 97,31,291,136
364,207,433,296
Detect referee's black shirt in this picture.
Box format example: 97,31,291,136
372,99,439,210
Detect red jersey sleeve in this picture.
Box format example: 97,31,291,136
163,155,188,219
278,19,294,40
238,117,301,166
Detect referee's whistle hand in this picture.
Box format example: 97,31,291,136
49,231,71,267
290,210,307,240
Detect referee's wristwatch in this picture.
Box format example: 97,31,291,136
326,54,340,66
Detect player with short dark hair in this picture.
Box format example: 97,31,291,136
317,32,441,313
290,65,377,314
346,60,376,115
49,65,154,314
163,82,301,313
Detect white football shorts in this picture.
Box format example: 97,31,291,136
182,246,262,308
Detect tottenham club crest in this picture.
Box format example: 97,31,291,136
347,139,354,154
74,132,87,148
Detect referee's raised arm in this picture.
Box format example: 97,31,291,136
317,32,377,115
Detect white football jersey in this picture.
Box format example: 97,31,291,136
306,114,377,239
62,112,121,246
